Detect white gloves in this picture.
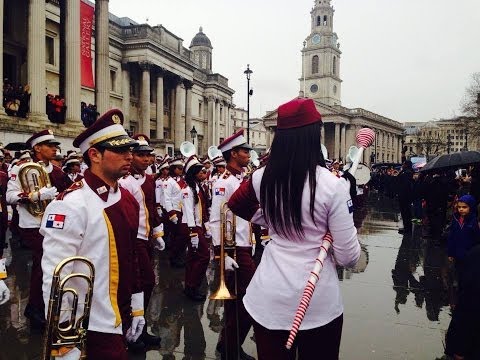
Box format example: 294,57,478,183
204,223,212,238
0,280,10,305
190,234,199,249
55,347,81,360
169,213,178,224
31,186,58,201
126,315,146,343
224,255,239,271
154,237,165,251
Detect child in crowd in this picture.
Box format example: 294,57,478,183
447,194,480,287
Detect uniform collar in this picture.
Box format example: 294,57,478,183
84,169,118,202
226,165,243,180
129,165,145,180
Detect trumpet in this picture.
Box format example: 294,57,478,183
18,161,52,217
42,257,95,360
210,202,237,300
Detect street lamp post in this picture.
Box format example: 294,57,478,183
190,125,197,145
464,127,469,151
244,64,253,144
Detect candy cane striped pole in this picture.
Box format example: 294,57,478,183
285,128,375,350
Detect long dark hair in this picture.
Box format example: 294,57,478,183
185,165,203,204
260,122,325,239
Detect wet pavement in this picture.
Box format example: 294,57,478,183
0,191,453,360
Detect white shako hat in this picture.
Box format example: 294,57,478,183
168,157,184,167
26,129,60,149
212,155,226,167
184,155,203,174
73,109,137,155
218,129,252,154
159,155,171,170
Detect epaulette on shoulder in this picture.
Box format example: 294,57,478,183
56,181,83,200
222,170,231,180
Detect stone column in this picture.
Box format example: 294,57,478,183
0,0,5,114
95,0,110,114
121,62,130,130
334,123,340,160
207,96,215,146
398,136,402,162
184,80,193,141
65,0,81,123
139,62,151,136
28,0,47,118
216,101,221,143
340,123,346,161
174,82,184,149
155,70,164,140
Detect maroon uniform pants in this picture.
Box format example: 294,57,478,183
86,331,128,360
20,227,44,313
169,215,189,264
252,314,343,360
185,227,209,290
136,239,155,310
215,246,256,357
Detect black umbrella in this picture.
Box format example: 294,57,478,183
420,151,480,172
4,142,28,151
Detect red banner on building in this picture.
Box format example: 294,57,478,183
80,1,94,88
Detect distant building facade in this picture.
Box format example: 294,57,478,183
231,107,268,154
1,0,234,156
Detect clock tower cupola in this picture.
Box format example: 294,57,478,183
300,0,342,106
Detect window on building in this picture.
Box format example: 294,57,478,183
46,36,55,65
323,15,328,26
332,56,337,75
317,16,321,26
110,69,116,92
312,55,319,74
198,102,202,117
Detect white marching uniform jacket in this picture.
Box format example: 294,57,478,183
40,172,144,335
228,166,360,330
118,174,150,240
155,177,166,210
181,185,202,228
164,176,183,213
210,168,251,247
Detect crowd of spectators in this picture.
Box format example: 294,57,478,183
3,80,30,118
81,102,99,128
46,94,66,124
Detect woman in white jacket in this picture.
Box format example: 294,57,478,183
228,98,360,360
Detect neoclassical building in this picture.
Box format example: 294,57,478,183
1,0,234,156
264,0,404,165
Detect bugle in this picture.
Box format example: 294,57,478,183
18,161,52,217
285,128,375,350
42,257,95,360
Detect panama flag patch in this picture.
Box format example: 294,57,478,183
46,214,66,229
215,188,226,196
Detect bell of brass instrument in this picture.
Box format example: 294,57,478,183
42,257,95,360
18,161,52,217
210,202,237,300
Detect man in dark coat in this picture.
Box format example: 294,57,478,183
396,160,414,235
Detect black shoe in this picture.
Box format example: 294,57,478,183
24,304,46,330
141,332,161,347
127,339,146,353
239,348,256,360
184,287,206,302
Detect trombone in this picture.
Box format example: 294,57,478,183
42,257,95,360
210,202,237,300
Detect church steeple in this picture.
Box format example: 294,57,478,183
300,0,342,106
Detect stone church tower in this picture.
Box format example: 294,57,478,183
300,0,342,106
190,27,213,73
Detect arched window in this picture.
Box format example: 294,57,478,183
333,56,337,75
312,55,319,74
323,15,328,26
317,16,321,26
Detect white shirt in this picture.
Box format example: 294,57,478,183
243,166,360,330
181,184,202,228
164,177,183,213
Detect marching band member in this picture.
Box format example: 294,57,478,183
203,158,213,180
181,156,210,302
155,155,170,219
118,134,164,348
6,130,70,329
41,109,145,359
228,98,360,360
210,129,256,360
210,156,227,183
64,152,83,183
164,157,188,268
331,160,343,178
0,163,9,306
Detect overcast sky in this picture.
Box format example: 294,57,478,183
107,0,480,123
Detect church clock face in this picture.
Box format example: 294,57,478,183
312,34,321,45
310,84,319,93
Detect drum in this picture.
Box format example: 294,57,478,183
344,162,371,185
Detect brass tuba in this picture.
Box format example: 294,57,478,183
42,256,95,360
210,202,237,300
18,161,52,217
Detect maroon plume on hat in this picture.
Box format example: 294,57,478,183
277,98,322,130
